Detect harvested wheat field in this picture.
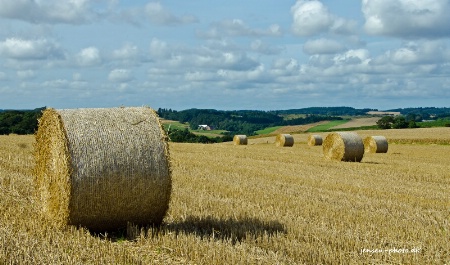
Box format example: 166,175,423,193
271,121,329,135
1,127,449,264
331,117,380,129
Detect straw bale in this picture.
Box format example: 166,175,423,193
308,135,323,146
34,107,171,231
323,132,364,162
275,134,294,147
364,136,388,153
233,135,248,145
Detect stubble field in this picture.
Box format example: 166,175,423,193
1,127,449,264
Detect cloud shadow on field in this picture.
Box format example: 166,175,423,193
164,215,287,244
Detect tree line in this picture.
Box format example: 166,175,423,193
376,116,417,129
386,107,450,119
2,106,449,138
157,108,342,136
273,106,376,116
376,115,450,129
0,107,45,135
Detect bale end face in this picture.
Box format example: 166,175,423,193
308,135,323,146
364,136,388,153
275,134,294,147
33,108,71,228
233,135,248,145
323,132,364,162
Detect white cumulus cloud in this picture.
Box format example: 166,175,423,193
333,49,370,65
0,0,96,24
250,40,282,55
194,51,259,71
108,69,133,82
112,44,139,60
184,71,216,82
0,38,64,60
144,2,198,26
76,47,101,66
17,70,35,80
198,19,282,39
291,0,356,36
0,71,7,80
149,38,170,59
379,41,450,65
303,38,346,55
363,0,450,38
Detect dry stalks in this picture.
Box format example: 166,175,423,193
1,128,449,264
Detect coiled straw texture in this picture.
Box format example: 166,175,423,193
34,107,171,231
308,135,323,146
275,134,294,147
364,136,388,153
233,135,248,145
323,132,364,162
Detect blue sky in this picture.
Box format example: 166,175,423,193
1,0,449,110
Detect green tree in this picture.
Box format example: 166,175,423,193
408,120,418,128
376,116,394,129
392,116,408,129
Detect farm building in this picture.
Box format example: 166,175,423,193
198,125,212,130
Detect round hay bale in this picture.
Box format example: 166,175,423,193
323,132,364,162
308,134,323,146
364,136,388,153
233,135,248,145
275,134,294,147
34,107,171,231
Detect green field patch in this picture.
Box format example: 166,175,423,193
162,121,189,131
165,124,228,138
193,129,228,137
417,118,450,128
306,120,350,132
331,125,379,132
255,126,282,135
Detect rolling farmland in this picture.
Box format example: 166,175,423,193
331,117,380,129
1,128,449,264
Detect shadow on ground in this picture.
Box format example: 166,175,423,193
91,215,286,244
164,215,286,244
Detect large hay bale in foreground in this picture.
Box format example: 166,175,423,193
34,107,171,231
308,134,323,146
275,134,294,147
233,135,248,145
323,132,364,162
364,136,388,153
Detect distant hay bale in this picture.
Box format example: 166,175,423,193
364,136,388,153
275,134,294,147
308,135,323,146
34,107,172,231
323,132,364,162
233,135,248,145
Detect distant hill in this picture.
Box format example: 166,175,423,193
385,107,450,117
273,107,376,116
157,108,342,136
2,106,449,136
